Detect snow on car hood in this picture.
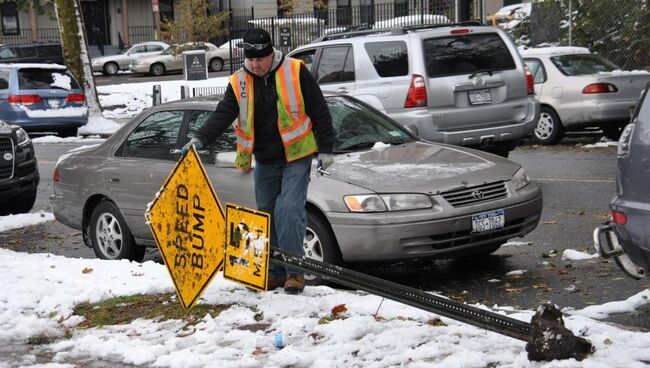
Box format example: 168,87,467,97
328,142,518,194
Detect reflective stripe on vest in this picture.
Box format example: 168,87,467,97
275,59,314,145
230,71,254,155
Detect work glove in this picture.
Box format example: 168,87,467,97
181,138,203,155
317,153,334,175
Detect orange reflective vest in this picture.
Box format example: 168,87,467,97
230,58,318,172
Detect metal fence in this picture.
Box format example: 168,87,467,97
129,26,156,44
498,0,650,71
226,1,482,73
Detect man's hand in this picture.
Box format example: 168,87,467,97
317,153,334,175
181,138,203,155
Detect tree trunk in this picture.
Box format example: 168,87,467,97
54,0,102,116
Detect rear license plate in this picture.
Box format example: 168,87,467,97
468,89,492,105
472,209,504,233
47,98,63,108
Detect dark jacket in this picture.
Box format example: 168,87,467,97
195,50,334,165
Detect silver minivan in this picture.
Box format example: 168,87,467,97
593,83,650,279
288,23,539,156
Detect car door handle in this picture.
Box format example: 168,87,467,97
336,87,349,93
109,178,120,183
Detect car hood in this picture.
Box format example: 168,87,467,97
327,142,518,194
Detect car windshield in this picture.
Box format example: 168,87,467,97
18,69,80,90
550,54,620,76
325,96,416,153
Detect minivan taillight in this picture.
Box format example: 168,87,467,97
582,83,618,94
612,210,627,225
8,94,43,105
65,93,86,103
404,74,427,108
525,68,534,95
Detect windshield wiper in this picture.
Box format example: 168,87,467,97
468,69,499,80
336,141,377,152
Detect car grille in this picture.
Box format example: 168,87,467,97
0,137,14,180
440,181,507,207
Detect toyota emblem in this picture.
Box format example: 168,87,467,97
471,190,484,199
472,76,485,87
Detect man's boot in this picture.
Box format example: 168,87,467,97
284,275,305,294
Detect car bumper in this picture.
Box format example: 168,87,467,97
0,167,39,203
557,99,637,128
328,183,542,263
391,98,539,146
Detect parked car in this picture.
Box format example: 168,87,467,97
0,119,39,215
129,42,228,76
91,41,169,75
521,47,650,144
0,43,64,65
593,83,650,279
50,94,542,277
287,23,539,157
0,64,88,137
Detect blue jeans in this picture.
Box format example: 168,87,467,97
253,155,312,279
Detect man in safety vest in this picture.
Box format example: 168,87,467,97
183,28,335,294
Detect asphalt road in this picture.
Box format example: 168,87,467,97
3,133,649,332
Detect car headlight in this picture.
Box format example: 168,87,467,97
14,127,31,146
512,167,530,191
344,194,432,212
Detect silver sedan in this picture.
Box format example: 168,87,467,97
129,42,229,76
50,95,542,276
91,41,169,75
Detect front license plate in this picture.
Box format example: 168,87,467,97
468,89,492,105
472,209,505,233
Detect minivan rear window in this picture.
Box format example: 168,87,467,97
423,33,516,78
364,41,408,77
18,69,80,90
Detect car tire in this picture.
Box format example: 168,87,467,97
602,124,625,141
150,63,166,76
0,188,37,215
303,210,343,285
209,58,224,72
532,106,564,145
89,201,146,262
58,128,77,138
103,62,119,76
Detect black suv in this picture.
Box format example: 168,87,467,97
0,120,39,215
0,43,64,64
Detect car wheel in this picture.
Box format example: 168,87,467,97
89,201,146,262
303,210,343,285
532,107,563,145
0,188,36,215
150,63,166,76
602,124,625,141
58,128,77,138
209,58,224,72
103,62,119,75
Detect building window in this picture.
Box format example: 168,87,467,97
337,0,351,27
160,0,174,22
278,0,292,18
1,1,19,36
360,0,374,27
394,0,408,18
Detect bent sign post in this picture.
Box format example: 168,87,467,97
146,146,225,308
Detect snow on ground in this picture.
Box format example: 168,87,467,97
0,245,650,367
0,212,54,232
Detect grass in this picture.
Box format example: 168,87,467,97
73,293,230,329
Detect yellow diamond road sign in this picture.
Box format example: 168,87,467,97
146,146,225,308
224,204,270,291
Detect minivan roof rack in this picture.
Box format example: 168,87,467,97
313,21,484,42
